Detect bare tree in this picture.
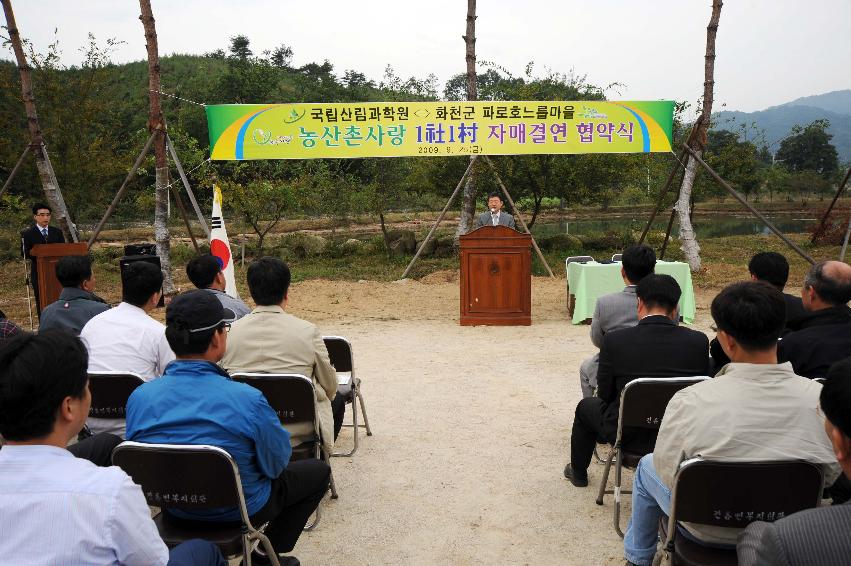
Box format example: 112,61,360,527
677,0,723,272
1,0,78,242
455,0,478,241
139,0,175,294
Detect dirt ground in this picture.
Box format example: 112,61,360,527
272,273,722,566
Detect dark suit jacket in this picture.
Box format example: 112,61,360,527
21,224,65,261
710,292,807,372
597,315,709,444
737,500,851,565
778,306,851,379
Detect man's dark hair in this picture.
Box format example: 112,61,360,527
0,331,88,441
748,252,790,290
621,245,656,284
487,192,503,202
804,261,851,306
55,255,93,288
186,254,222,289
636,274,681,313
247,257,291,306
32,203,51,215
121,261,163,307
711,281,785,351
165,324,218,357
823,357,851,439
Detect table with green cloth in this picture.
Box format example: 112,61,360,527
566,260,696,325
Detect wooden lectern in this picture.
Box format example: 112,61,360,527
30,242,89,311
459,225,531,326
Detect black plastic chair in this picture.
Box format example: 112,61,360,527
657,458,824,565
323,335,373,457
595,376,710,537
112,441,280,566
231,372,338,530
87,371,145,420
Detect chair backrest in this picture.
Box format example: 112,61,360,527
87,371,145,419
566,255,595,265
230,373,316,427
618,377,710,432
323,336,354,374
112,441,248,519
612,253,623,262
671,458,823,528
813,377,826,384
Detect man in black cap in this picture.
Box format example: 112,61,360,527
126,290,329,566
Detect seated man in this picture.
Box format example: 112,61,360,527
186,253,250,320
710,251,806,370
737,356,851,566
0,309,21,344
564,274,708,487
222,257,345,454
779,260,851,379
579,244,657,398
126,290,329,566
0,330,224,566
80,261,175,436
474,192,516,229
39,255,110,335
622,281,839,566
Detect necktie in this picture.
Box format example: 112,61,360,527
492,214,497,226
41,228,48,239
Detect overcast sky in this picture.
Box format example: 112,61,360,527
4,0,849,114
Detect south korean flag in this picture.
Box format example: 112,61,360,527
210,184,240,299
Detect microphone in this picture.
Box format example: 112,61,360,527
490,208,497,214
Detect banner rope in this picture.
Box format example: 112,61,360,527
150,89,207,107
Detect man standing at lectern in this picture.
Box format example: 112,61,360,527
474,192,516,229
21,203,65,318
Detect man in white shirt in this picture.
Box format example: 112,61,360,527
81,261,175,435
0,330,224,566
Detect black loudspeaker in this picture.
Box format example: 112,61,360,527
124,243,157,256
119,254,164,307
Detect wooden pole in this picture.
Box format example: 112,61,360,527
87,132,156,246
639,147,687,244
166,133,210,238
685,145,815,265
482,156,555,277
839,216,851,262
0,144,30,200
455,0,478,241
812,166,851,243
2,0,78,242
401,157,477,279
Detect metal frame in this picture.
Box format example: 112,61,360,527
595,376,710,538
231,372,338,530
112,441,280,566
611,254,623,262
324,335,373,457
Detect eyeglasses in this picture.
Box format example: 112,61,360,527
35,212,51,217
221,322,231,333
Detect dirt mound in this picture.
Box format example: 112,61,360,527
419,269,459,284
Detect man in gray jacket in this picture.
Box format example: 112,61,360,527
579,245,656,397
39,255,110,335
737,356,851,566
474,192,516,229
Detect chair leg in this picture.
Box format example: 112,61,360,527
332,396,358,458
357,387,373,436
257,532,280,566
614,451,625,538
303,494,322,531
595,448,616,505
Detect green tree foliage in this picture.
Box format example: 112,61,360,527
775,119,840,178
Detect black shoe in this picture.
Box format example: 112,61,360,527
563,463,589,487
248,550,300,566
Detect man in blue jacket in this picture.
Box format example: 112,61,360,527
126,290,329,566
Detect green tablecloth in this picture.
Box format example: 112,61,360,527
566,260,696,325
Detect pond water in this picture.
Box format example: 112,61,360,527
532,213,816,239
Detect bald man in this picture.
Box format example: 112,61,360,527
779,260,851,380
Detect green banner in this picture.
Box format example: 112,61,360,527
206,100,674,160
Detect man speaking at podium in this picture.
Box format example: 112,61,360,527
474,192,516,230
21,203,65,318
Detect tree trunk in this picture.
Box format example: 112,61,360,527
139,0,174,294
676,0,722,272
2,0,78,242
379,212,392,258
455,0,478,242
